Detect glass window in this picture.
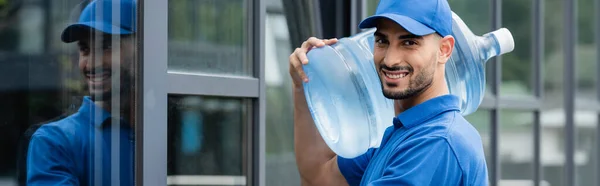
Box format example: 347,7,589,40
2,0,140,185
501,0,533,97
575,0,597,185
541,0,565,185
265,1,300,184
167,95,249,186
540,110,565,186
575,111,597,186
167,0,250,76
500,110,534,184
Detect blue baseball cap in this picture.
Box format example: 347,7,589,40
359,0,452,37
61,0,137,43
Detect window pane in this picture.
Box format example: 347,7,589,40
167,95,249,185
265,6,300,185
575,110,597,186
2,0,140,185
501,0,533,96
576,0,597,100
542,0,565,185
540,110,565,186
500,110,534,183
167,0,250,76
575,0,598,185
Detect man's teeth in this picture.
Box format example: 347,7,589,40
385,72,407,79
90,75,110,82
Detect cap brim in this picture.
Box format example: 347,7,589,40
358,13,436,36
61,22,133,43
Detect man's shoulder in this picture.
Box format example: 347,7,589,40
407,112,486,164
31,113,85,142
438,113,488,179
444,113,485,152
419,111,482,143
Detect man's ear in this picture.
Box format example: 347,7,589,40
438,35,455,64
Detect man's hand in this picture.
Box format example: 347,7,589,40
288,37,338,88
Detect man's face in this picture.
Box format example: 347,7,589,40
373,19,442,100
77,31,136,101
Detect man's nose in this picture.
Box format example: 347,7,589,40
383,50,404,66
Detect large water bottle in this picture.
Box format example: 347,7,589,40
302,12,515,158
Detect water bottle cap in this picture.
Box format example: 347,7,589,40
490,28,515,55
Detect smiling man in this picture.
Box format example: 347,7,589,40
288,0,489,185
26,0,137,185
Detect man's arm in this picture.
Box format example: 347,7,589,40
293,85,347,186
289,37,348,186
27,129,79,186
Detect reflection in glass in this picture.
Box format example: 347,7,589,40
167,95,248,186
167,0,249,76
2,0,140,185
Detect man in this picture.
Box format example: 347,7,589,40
26,0,137,185
289,0,488,185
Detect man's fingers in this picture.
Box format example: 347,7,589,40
295,47,309,65
290,52,308,82
289,37,337,83
303,37,326,49
323,38,338,45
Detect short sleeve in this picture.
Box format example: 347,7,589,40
27,127,79,186
367,136,463,186
337,148,376,186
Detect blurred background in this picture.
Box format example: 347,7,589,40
0,0,597,186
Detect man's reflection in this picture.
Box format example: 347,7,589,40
26,0,137,185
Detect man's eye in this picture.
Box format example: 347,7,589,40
375,38,388,45
402,40,417,46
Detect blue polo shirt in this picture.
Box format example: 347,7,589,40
338,95,488,186
27,96,135,186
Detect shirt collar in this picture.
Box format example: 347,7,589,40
394,94,461,128
77,96,112,128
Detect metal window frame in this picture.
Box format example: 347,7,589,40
532,0,544,184
139,0,168,185
138,0,266,185
596,0,600,184
564,0,577,185
490,0,502,186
